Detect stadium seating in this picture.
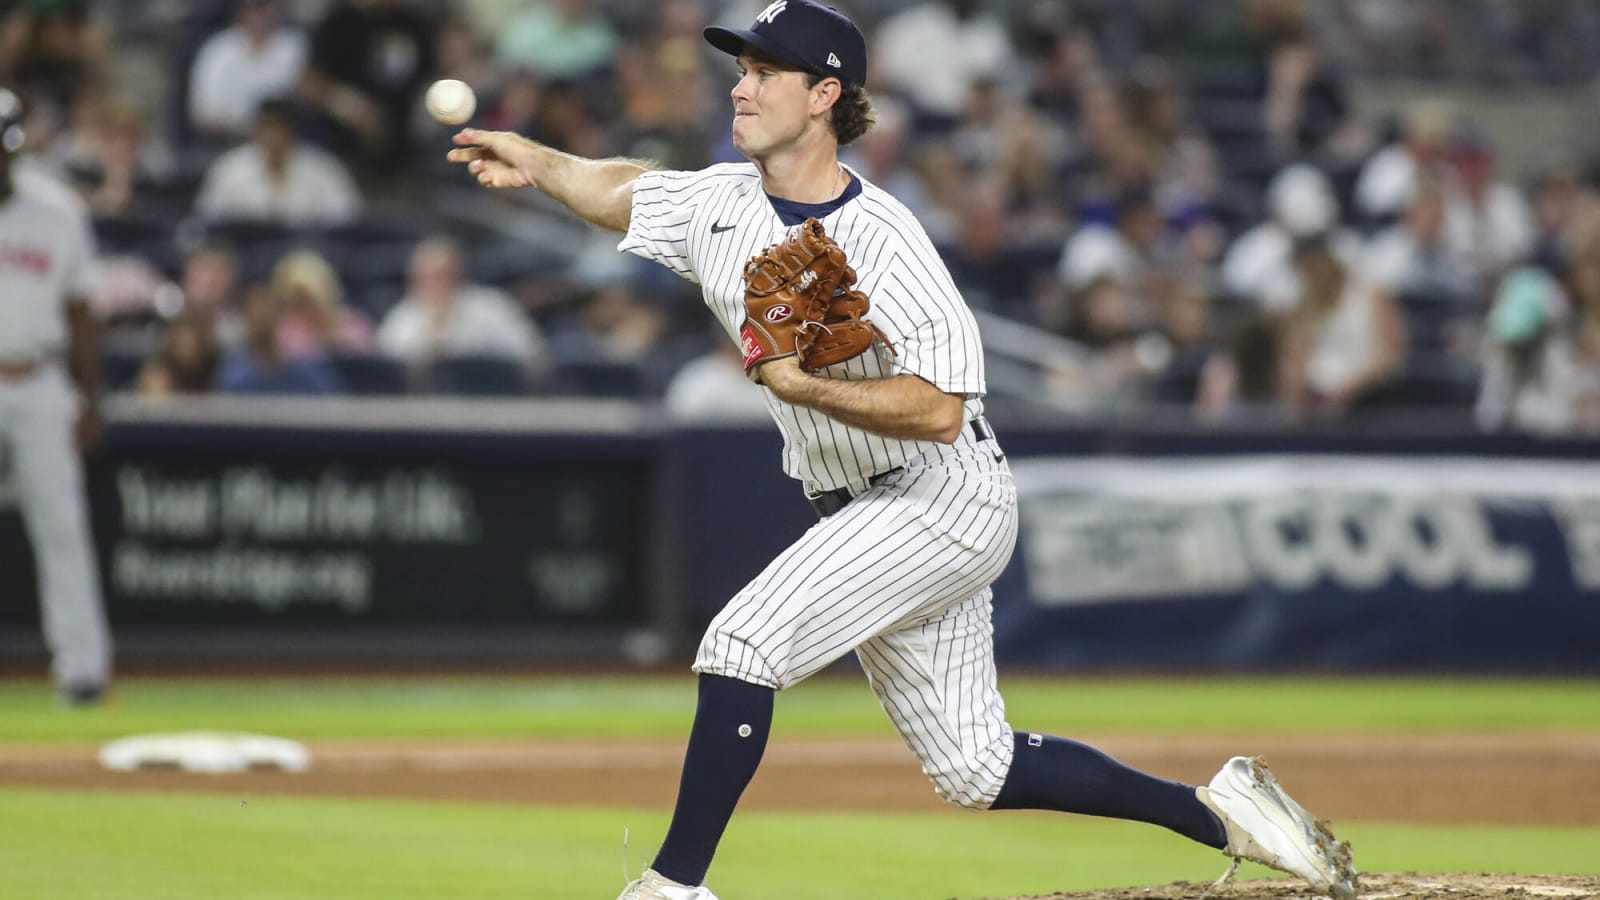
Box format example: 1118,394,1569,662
328,353,408,396
550,357,647,398
425,354,533,397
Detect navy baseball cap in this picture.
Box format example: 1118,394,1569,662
705,0,868,88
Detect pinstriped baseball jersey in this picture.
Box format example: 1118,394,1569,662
618,159,1022,809
619,162,986,494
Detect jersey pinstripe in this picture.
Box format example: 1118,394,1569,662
619,159,1020,811
619,162,986,494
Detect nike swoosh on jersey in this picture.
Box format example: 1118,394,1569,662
711,223,736,234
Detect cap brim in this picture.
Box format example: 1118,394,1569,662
704,25,816,75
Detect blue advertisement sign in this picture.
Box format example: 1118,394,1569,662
994,457,1600,671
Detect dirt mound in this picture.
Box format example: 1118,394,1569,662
983,874,1599,900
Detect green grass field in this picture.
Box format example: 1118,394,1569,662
2,675,1598,900
4,675,1599,742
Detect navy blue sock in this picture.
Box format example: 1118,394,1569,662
650,674,774,886
991,732,1227,848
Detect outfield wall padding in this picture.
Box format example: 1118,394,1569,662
1,399,1596,671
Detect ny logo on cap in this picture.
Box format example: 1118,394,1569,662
756,0,787,24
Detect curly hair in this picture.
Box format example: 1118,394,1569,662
805,73,876,145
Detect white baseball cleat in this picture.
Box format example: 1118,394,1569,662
1197,756,1358,900
616,868,720,900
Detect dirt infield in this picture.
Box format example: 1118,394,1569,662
4,732,1596,899
2,732,1598,826
988,873,1599,900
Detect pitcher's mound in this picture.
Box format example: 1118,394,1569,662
989,873,1598,900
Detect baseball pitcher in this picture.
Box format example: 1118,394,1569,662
447,3,1357,898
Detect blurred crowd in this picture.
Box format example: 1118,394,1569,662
5,0,1600,433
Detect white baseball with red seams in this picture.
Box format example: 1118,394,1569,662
619,162,1020,809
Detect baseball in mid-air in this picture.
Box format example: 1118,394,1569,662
425,78,476,125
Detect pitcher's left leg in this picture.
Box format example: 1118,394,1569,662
860,589,1226,845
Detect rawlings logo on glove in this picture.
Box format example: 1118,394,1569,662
739,218,894,379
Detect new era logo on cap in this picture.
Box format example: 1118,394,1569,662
704,0,868,87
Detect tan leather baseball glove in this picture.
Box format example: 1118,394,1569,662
738,218,894,378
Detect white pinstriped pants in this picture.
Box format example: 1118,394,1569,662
694,445,1019,808
0,366,111,689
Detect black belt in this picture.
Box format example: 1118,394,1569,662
806,417,998,518
807,466,902,518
